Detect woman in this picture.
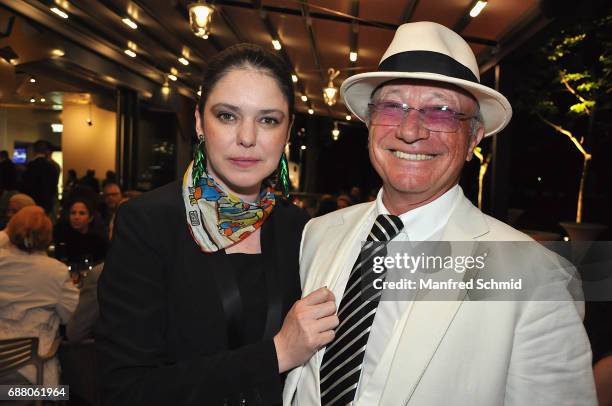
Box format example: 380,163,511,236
53,198,107,264
0,206,78,386
96,44,338,406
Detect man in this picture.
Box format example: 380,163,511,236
20,140,60,214
0,150,17,191
101,182,122,230
284,22,596,405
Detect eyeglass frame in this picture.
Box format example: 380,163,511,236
366,101,481,133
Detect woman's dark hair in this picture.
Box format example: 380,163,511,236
68,198,94,218
198,43,295,118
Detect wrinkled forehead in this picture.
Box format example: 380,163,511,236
371,78,478,107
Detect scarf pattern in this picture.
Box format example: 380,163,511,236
182,162,275,252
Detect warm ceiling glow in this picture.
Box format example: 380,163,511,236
346,115,352,121
168,74,178,81
122,18,138,29
332,122,340,141
40,97,46,102
300,145,307,150
323,68,340,106
469,1,487,17
308,108,314,115
124,49,137,58
50,7,69,19
51,49,65,57
349,51,357,62
291,74,298,83
272,40,282,50
29,78,36,83
178,57,189,66
188,2,214,38
301,95,308,102
29,98,36,103
162,81,170,96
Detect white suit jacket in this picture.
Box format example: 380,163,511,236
284,193,596,406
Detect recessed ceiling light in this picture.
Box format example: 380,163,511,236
29,78,36,83
349,51,357,62
51,49,65,57
346,115,352,121
124,49,137,58
178,57,189,66
272,40,282,50
301,95,308,102
308,108,314,115
50,7,69,19
168,74,178,81
291,74,298,83
40,97,46,102
300,145,307,150
122,18,138,29
29,98,36,103
469,1,487,17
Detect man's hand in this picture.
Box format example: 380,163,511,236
274,287,339,373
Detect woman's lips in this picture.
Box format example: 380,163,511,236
229,157,260,168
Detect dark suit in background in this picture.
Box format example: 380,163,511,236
21,156,60,213
96,181,309,406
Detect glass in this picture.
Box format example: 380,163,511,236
367,101,477,132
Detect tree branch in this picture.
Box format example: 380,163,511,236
537,113,592,159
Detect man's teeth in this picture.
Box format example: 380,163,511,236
393,150,435,160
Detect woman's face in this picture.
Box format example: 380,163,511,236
69,202,92,234
195,68,291,201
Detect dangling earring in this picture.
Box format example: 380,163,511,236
192,136,207,186
278,152,290,198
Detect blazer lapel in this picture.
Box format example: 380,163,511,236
377,194,490,405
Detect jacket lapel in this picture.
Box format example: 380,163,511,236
377,195,490,405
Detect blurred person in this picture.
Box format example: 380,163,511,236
315,194,338,217
100,182,122,231
0,193,36,247
96,44,334,406
79,169,100,194
102,170,117,188
20,140,60,214
0,206,78,387
336,193,353,209
349,186,363,204
63,169,78,197
0,150,17,191
53,198,107,264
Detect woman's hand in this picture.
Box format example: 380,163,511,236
274,287,339,373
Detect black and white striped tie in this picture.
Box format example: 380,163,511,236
320,214,404,405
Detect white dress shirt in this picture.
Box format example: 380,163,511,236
331,185,461,403
0,244,78,385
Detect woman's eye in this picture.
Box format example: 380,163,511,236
217,112,236,122
260,117,280,125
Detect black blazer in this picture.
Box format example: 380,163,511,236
96,181,309,406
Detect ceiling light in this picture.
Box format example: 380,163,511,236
168,74,178,81
349,51,357,62
300,145,306,150
323,68,340,106
308,108,314,115
178,57,190,66
332,122,340,141
52,104,63,110
301,95,308,102
469,1,487,17
40,97,46,102
346,115,352,121
188,1,214,38
29,78,36,83
51,49,65,57
50,7,69,19
291,74,298,83
51,124,63,133
161,79,170,96
197,89,202,97
29,98,36,103
272,40,282,51
124,49,137,58
122,18,138,29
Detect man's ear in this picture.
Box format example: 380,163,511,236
466,124,485,161
194,106,204,138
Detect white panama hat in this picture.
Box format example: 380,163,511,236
340,21,512,137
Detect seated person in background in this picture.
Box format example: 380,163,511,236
0,193,36,247
100,182,122,236
53,198,107,265
66,201,125,342
315,194,338,217
0,206,78,386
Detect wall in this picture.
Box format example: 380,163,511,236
61,104,116,181
0,107,61,154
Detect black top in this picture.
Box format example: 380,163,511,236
96,180,310,406
53,222,107,265
20,156,60,213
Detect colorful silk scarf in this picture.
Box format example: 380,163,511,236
182,161,276,253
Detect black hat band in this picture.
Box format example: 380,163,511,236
378,50,479,84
